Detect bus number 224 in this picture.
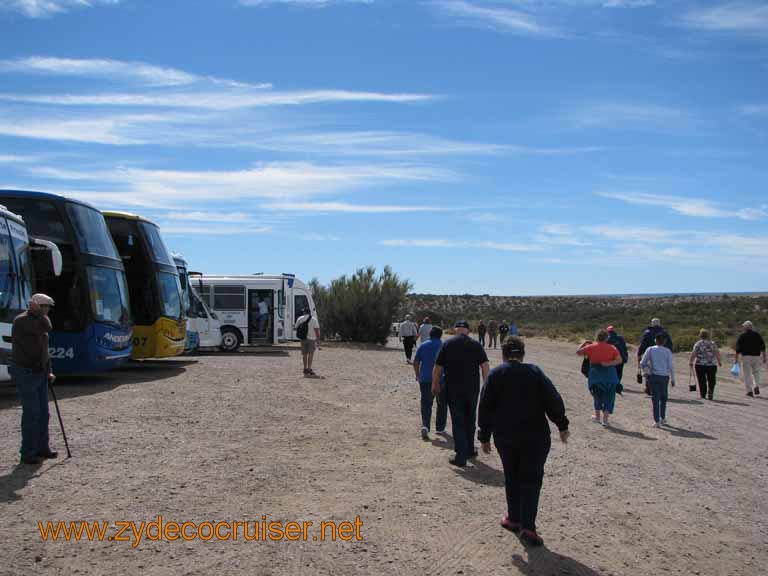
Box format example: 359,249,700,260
49,347,75,359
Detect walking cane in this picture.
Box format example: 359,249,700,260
48,381,72,458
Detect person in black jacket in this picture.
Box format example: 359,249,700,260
478,336,570,547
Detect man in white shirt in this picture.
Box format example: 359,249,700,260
257,297,269,337
399,315,418,364
417,317,433,343
295,308,321,377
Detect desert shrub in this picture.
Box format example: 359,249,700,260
309,266,412,344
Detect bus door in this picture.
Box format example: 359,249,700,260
247,289,274,344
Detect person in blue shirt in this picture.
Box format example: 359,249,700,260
413,326,447,440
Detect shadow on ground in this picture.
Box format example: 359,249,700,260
0,460,67,503
605,425,657,441
0,359,188,410
513,547,604,576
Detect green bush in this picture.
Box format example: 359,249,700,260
309,266,412,344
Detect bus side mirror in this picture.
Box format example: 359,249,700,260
30,238,63,277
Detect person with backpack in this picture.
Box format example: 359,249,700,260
498,321,509,344
637,318,672,395
606,326,628,385
295,308,320,377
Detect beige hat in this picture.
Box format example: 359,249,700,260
30,293,55,307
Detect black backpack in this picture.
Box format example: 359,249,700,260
297,314,311,340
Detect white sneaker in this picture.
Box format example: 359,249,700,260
659,419,667,426
653,422,661,428
590,415,601,423
421,426,429,440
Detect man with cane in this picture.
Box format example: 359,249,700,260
11,293,59,465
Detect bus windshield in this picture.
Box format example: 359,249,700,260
66,203,121,259
141,222,174,266
86,266,131,327
157,271,183,319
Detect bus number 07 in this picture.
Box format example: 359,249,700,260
49,347,75,359
132,337,148,346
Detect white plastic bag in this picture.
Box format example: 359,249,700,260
730,362,741,377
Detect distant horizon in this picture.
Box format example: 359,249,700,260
408,291,768,299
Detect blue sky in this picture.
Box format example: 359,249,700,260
0,0,766,295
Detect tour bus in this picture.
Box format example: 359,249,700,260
196,274,317,351
173,254,222,351
103,212,186,359
0,190,133,374
0,205,64,380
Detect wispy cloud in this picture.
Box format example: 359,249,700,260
680,3,768,35
739,104,768,116
575,102,691,130
534,223,592,246
17,161,456,209
0,56,203,87
596,190,767,221
0,89,433,109
159,224,272,236
163,211,255,223
240,0,372,6
380,238,539,252
0,0,119,18
262,201,448,213
430,0,559,37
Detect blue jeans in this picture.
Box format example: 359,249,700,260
447,388,479,465
648,374,669,422
11,366,50,458
419,380,448,431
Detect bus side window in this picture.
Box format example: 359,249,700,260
213,285,245,310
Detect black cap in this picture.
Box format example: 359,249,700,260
454,320,470,329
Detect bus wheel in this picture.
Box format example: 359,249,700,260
220,328,241,352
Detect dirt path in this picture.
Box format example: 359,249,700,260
1,338,765,575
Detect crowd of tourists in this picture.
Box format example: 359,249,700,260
406,315,765,548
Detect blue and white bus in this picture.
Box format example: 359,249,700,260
0,190,133,374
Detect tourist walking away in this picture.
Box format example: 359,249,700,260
509,321,518,337
413,326,447,440
478,337,570,547
433,320,489,467
499,321,509,344
736,321,765,397
295,308,321,377
577,330,622,426
606,326,628,385
399,315,418,364
11,293,58,465
477,320,487,348
640,334,676,427
488,320,499,349
689,329,722,400
637,318,672,394
417,316,433,344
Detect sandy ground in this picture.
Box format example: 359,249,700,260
0,337,766,576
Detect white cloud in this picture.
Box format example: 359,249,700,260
430,0,559,37
262,201,447,213
380,238,539,252
534,223,592,246
160,224,272,236
596,190,767,221
739,104,768,116
163,211,254,223
680,3,768,35
239,0,372,5
19,161,456,209
0,0,119,18
0,113,169,145
0,56,201,87
575,102,691,129
0,89,434,110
